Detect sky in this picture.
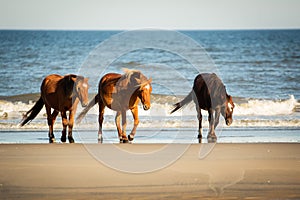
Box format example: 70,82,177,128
0,0,299,30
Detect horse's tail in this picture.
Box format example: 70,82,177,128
170,91,193,114
76,94,99,124
20,97,44,126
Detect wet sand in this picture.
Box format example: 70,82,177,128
0,143,299,199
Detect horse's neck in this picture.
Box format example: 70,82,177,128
111,80,140,108
115,76,137,92
60,78,75,99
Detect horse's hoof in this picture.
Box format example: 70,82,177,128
49,138,55,143
207,138,217,143
207,134,217,139
122,139,129,143
68,137,75,143
207,135,217,143
61,136,66,143
128,134,134,141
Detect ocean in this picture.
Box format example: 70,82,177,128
0,30,299,143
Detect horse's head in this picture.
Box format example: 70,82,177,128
137,78,152,111
74,76,89,107
123,69,152,111
221,94,234,126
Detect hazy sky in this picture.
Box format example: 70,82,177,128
0,0,299,30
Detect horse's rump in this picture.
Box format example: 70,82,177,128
171,73,228,113
194,73,227,109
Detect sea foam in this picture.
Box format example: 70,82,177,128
0,94,299,130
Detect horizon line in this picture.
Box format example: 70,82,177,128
1,27,300,31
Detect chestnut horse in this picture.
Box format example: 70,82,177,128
20,74,89,143
171,73,234,142
77,69,152,143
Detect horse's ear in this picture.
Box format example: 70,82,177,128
139,79,152,89
226,94,231,100
134,77,141,84
71,76,77,83
227,95,235,106
148,77,152,84
66,74,77,83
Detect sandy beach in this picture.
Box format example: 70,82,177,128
0,143,299,199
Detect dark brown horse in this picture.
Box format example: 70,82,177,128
20,74,89,143
77,69,152,143
171,73,234,142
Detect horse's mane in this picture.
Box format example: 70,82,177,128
61,74,78,98
121,68,148,87
123,68,140,80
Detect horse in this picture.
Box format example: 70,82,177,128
170,73,234,142
77,69,152,143
20,74,89,143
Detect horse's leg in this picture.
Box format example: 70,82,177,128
67,100,79,143
98,101,105,143
128,106,139,141
196,104,203,141
61,111,68,143
214,108,221,130
51,110,59,135
115,111,122,143
194,96,202,143
207,109,217,142
67,110,76,143
121,110,128,143
46,105,56,143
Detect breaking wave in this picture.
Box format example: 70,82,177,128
0,93,299,130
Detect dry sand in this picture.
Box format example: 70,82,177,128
0,143,299,199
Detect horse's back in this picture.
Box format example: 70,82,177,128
100,73,122,87
44,74,64,84
193,73,226,109
41,74,68,111
41,74,63,94
193,73,214,94
194,73,219,83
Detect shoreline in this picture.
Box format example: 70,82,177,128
1,143,299,199
1,127,299,143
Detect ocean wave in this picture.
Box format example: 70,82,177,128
0,93,298,117
234,95,298,116
151,94,298,116
0,94,299,130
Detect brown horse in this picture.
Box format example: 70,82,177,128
77,69,152,143
20,74,89,143
171,73,234,142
